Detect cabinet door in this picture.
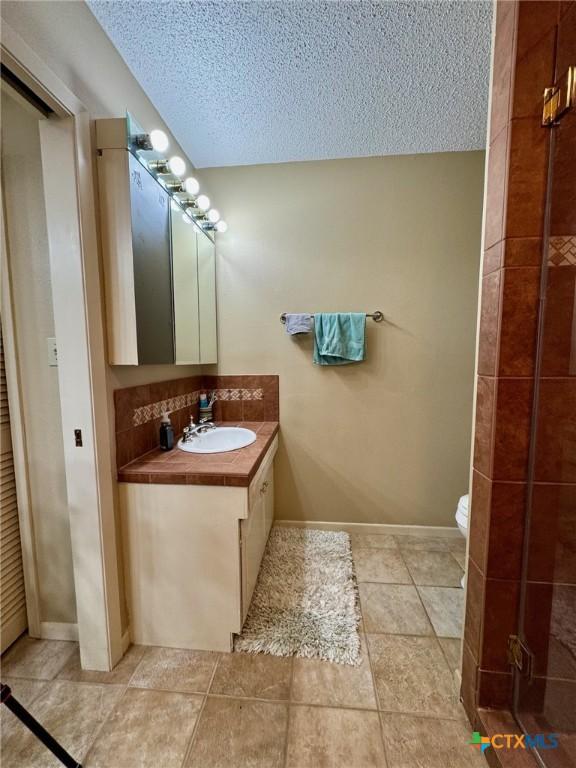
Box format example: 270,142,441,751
128,153,174,363
171,212,200,364
241,463,274,622
241,493,263,624
263,464,274,538
197,232,217,363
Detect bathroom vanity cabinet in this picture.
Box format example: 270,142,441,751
119,437,277,652
95,118,217,365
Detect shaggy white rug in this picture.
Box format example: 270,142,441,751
235,527,361,665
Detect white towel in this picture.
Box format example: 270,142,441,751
284,313,313,335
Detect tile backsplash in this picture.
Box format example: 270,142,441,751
114,374,279,469
204,375,279,423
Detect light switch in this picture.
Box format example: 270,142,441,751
47,337,58,367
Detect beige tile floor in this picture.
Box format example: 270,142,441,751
1,531,486,768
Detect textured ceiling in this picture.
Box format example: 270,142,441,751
88,1,492,168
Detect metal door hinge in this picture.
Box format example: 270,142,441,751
508,635,533,680
542,65,576,125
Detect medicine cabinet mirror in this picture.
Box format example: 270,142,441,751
96,116,217,365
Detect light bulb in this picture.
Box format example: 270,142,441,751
207,208,220,223
196,194,210,211
168,156,186,177
184,177,200,195
182,213,192,224
149,129,169,153
215,220,228,233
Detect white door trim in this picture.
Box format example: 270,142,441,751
1,20,122,670
0,22,83,117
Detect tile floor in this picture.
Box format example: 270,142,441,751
1,531,486,768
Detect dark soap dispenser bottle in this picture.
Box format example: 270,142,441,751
159,411,174,451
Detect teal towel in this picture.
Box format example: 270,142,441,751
313,313,366,365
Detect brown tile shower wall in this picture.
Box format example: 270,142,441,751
114,375,279,469
463,0,575,719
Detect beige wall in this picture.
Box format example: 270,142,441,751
203,152,484,526
2,91,76,623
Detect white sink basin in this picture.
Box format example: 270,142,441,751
177,427,257,454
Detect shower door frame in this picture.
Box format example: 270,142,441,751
511,131,554,768
511,62,575,768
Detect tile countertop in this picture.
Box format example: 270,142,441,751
117,422,279,487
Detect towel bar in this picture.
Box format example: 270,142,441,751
280,311,384,324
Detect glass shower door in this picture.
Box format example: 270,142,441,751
512,26,576,768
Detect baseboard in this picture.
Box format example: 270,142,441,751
274,520,461,538
41,622,131,658
454,668,462,692
40,621,79,642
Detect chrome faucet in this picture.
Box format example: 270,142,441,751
182,415,216,442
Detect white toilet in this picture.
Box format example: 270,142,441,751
455,493,469,538
455,493,469,587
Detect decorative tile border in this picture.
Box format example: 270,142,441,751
133,392,199,426
132,388,264,426
548,236,576,266
215,388,264,402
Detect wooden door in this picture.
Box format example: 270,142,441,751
0,322,27,651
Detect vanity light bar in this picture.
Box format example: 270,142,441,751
163,180,185,193
202,220,228,233
147,158,170,174
133,126,228,234
132,133,154,151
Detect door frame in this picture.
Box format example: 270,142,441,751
1,21,122,670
